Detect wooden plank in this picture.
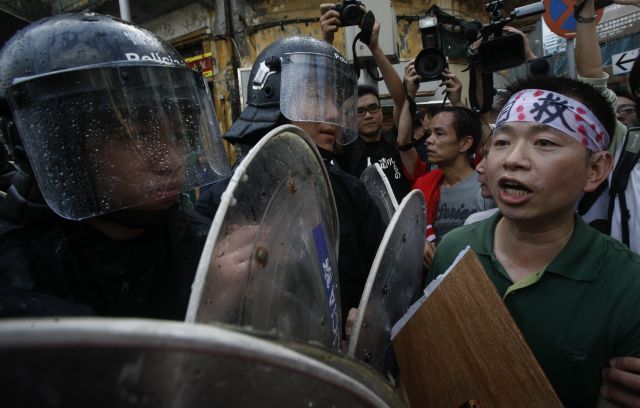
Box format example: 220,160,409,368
393,249,562,407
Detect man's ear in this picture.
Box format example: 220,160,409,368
584,151,614,193
459,135,474,154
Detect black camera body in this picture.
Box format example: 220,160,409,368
414,15,448,82
333,0,365,27
466,0,545,74
478,32,525,73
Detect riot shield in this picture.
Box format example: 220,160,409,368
0,318,402,407
359,163,399,227
347,190,426,374
187,125,342,351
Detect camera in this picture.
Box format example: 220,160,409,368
466,0,545,74
333,0,365,27
414,15,448,82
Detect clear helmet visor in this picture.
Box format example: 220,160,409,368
279,53,358,145
7,65,231,220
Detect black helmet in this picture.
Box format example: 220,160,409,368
0,13,230,221
224,36,358,147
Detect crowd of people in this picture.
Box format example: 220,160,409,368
0,0,639,406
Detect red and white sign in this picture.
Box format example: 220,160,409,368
185,52,214,77
543,0,604,39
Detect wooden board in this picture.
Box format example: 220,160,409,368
393,249,563,407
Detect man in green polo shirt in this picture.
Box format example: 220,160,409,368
427,75,640,407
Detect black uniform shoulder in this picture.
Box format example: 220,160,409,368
326,162,375,216
326,162,367,198
195,177,231,219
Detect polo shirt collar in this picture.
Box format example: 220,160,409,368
467,211,498,257
469,212,604,282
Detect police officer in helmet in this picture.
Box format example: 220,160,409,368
200,36,384,323
0,13,230,318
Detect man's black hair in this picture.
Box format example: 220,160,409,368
498,76,616,147
609,83,634,102
432,106,482,157
357,84,380,103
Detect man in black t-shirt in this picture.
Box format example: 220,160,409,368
338,85,411,201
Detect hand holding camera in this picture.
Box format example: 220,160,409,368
320,1,379,51
439,69,462,106
465,0,544,74
502,26,536,62
403,60,421,98
320,3,341,44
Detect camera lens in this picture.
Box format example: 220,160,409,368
415,48,446,81
342,4,363,26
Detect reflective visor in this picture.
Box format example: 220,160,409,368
7,65,231,220
280,53,358,145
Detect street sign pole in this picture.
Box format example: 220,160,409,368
566,38,576,79
119,0,131,22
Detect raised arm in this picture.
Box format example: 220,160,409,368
575,0,603,79
397,60,420,177
365,20,405,128
577,0,640,79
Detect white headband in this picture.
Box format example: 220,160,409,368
494,89,610,152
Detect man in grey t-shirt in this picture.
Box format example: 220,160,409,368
435,172,494,241
408,106,494,246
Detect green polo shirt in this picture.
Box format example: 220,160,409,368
428,212,640,408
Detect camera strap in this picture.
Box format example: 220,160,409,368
607,127,640,246
468,61,494,113
352,10,375,79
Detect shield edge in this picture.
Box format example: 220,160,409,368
370,162,399,210
0,317,389,407
347,189,426,357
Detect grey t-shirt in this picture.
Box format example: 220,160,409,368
434,173,494,243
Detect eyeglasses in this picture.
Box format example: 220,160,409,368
617,104,637,116
357,104,380,116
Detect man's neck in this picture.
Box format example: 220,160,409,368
359,130,382,143
439,156,475,187
494,212,575,283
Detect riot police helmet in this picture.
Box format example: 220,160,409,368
224,36,358,148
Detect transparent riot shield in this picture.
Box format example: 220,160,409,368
359,163,399,227
187,125,342,351
347,190,426,374
0,318,404,407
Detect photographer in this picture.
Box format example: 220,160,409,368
465,1,546,114
473,25,540,141
320,2,405,124
320,3,411,201
398,60,493,248
397,61,464,178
